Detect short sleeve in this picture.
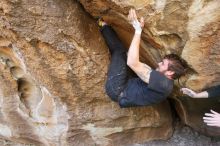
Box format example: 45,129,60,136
207,85,220,98
148,70,173,93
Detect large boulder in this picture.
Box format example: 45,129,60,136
0,0,173,145
79,0,220,136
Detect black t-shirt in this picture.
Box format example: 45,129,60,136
207,85,220,99
119,70,173,108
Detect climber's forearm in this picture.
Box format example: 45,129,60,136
181,88,208,98
194,91,209,98
127,33,141,66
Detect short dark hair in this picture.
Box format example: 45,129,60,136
164,54,189,80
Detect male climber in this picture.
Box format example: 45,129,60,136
99,9,189,108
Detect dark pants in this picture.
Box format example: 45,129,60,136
101,25,131,102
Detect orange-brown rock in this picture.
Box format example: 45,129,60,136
0,0,173,146
1,0,219,145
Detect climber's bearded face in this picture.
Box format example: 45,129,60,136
156,59,174,78
156,59,169,72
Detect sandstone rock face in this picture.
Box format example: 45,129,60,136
79,0,220,137
0,0,173,146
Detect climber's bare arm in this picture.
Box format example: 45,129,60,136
127,9,151,83
180,88,208,98
127,31,152,83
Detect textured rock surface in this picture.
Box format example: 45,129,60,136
0,0,220,145
0,0,173,146
79,0,220,137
